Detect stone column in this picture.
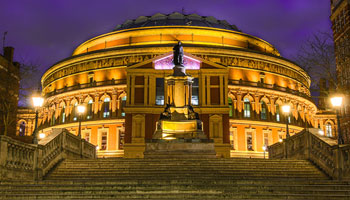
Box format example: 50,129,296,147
112,92,117,116
255,95,260,114
131,76,135,105
237,93,242,112
206,75,211,105
94,95,99,114
220,76,224,105
144,76,148,106
149,76,155,105
200,74,206,105
224,76,228,106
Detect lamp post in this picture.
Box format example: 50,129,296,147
282,104,291,138
77,104,86,138
262,145,267,159
331,96,343,145
32,94,44,144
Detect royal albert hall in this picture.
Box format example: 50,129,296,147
37,12,335,158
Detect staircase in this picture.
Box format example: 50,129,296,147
1,158,349,199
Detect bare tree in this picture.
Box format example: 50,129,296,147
0,62,20,136
18,61,41,107
294,31,337,91
0,91,17,136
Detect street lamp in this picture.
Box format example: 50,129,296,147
262,145,267,159
282,104,291,138
39,132,46,139
331,96,343,145
77,104,86,138
32,94,44,144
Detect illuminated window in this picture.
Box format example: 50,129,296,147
155,78,164,105
244,98,251,118
118,127,125,150
326,123,332,137
101,131,107,150
121,96,127,117
84,131,90,142
264,132,269,146
191,78,199,105
247,132,253,151
261,101,267,120
103,98,110,118
19,121,26,136
278,132,284,142
87,99,93,119
61,105,66,123
229,128,235,150
276,104,280,122
260,72,265,84
228,97,233,117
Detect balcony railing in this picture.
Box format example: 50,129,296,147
228,79,312,101
45,79,126,98
38,110,125,131
229,110,312,128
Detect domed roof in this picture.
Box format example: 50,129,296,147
114,12,240,32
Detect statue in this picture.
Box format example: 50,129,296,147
173,41,184,65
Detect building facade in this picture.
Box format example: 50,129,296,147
0,47,20,137
330,0,350,143
29,13,336,158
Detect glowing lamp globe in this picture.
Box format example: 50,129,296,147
77,105,86,114
282,105,291,114
32,96,44,108
39,133,46,139
331,97,343,108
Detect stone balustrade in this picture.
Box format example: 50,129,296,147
0,128,96,180
268,128,350,180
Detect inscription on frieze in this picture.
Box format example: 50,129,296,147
44,53,309,87
194,54,308,87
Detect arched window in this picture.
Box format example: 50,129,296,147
51,110,56,126
103,98,110,118
120,96,127,117
191,78,199,105
325,123,332,137
228,97,233,117
61,105,66,123
73,102,78,121
244,98,251,118
276,104,280,122
261,101,267,120
87,99,93,119
19,121,26,136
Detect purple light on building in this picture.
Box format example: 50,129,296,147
154,55,201,70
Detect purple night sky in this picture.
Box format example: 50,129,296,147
0,0,332,76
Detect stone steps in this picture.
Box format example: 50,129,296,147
1,193,350,200
1,158,349,199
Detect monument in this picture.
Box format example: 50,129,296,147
144,42,216,158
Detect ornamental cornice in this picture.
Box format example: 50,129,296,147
42,46,309,89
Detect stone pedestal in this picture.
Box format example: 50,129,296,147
146,43,216,158
144,139,216,158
